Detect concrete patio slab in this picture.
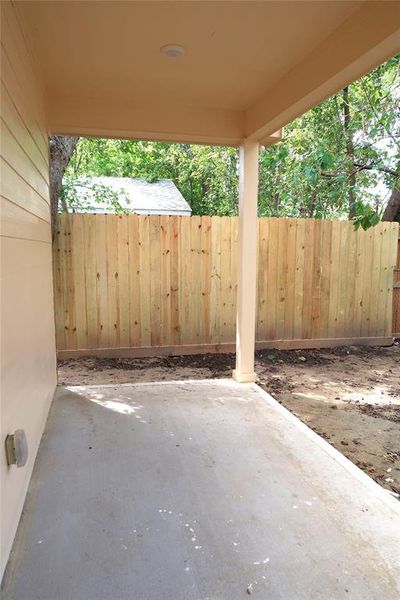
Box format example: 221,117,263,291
2,380,400,599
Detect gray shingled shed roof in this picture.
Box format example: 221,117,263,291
69,177,192,215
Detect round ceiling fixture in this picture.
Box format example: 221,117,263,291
161,45,185,58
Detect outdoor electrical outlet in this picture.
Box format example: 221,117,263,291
5,430,28,468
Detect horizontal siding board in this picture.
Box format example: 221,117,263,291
0,45,48,161
0,120,49,201
1,81,48,179
0,2,48,146
0,157,50,219
0,196,50,242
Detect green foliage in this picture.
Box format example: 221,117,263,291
259,55,399,222
63,57,399,223
65,140,239,216
61,177,131,213
352,201,380,231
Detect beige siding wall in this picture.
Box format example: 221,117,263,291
0,1,56,576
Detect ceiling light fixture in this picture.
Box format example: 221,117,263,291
161,45,185,58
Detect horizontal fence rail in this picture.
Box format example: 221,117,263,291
53,215,399,357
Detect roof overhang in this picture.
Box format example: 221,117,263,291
15,1,400,146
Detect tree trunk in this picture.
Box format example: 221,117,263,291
382,161,400,223
307,189,317,218
382,187,400,223
49,136,78,240
273,192,280,215
342,87,356,219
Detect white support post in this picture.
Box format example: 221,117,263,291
233,139,259,383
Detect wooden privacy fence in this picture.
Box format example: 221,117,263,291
54,215,399,357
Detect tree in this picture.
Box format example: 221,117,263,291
382,162,400,222
342,86,356,219
64,138,238,216
49,136,78,237
258,55,399,224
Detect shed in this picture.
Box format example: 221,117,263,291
69,177,192,216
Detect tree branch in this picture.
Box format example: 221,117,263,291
353,162,398,177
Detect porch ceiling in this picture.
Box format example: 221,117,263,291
17,0,400,145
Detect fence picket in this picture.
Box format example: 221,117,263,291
128,215,141,346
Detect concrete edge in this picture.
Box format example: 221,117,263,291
252,383,400,516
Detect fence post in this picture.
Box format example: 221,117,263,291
233,139,259,383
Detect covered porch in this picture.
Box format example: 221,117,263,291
2,380,399,598
2,0,400,592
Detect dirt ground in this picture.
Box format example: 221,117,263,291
58,343,400,498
